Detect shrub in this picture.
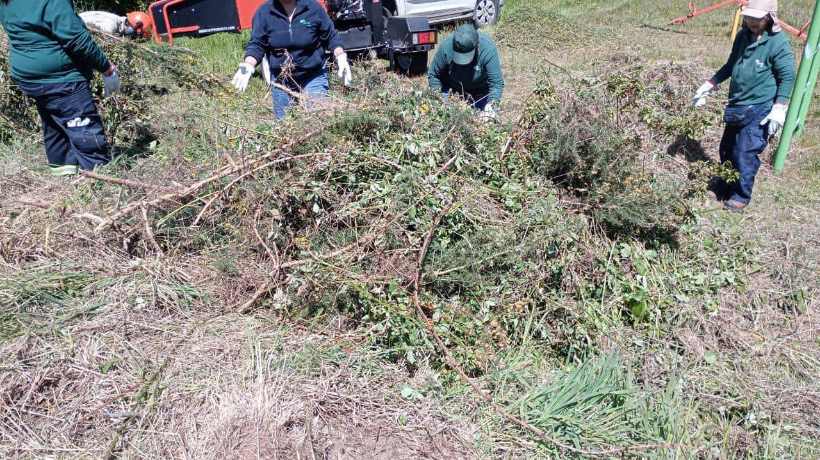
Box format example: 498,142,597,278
516,78,690,236
0,40,39,142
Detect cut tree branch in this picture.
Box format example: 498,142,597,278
95,130,321,231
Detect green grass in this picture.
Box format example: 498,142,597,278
172,30,251,76
512,353,694,457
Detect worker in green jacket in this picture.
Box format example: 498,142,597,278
0,0,120,176
429,24,504,121
692,0,794,211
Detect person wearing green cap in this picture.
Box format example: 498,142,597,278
428,24,504,120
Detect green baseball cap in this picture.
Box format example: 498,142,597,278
452,25,478,65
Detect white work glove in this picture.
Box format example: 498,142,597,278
103,65,121,97
479,102,497,122
262,56,272,87
761,103,787,136
231,63,255,92
692,81,715,108
335,53,352,86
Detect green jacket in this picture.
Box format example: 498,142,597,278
428,31,504,103
0,0,110,83
711,28,795,106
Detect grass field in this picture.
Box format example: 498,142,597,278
1,1,819,458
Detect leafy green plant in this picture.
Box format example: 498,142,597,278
515,353,691,457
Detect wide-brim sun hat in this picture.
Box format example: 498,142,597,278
741,0,777,18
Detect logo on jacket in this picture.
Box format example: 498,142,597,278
299,19,312,26
755,58,765,68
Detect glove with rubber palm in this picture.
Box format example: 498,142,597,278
336,53,352,86
692,81,715,108
231,63,255,92
761,103,787,136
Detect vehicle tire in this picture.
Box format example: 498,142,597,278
473,0,499,28
392,51,429,77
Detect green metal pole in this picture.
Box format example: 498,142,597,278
794,33,820,138
774,0,820,174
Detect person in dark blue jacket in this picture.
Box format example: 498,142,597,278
231,0,351,119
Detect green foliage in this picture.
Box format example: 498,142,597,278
514,353,691,457
0,28,220,150
0,265,98,340
2,1,819,458
91,35,223,147
606,239,747,328
0,266,97,310
519,77,690,235
0,40,39,142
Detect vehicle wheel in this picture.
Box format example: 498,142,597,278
473,0,499,28
392,51,429,77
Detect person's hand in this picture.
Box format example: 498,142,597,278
231,63,255,92
103,64,120,97
692,81,715,108
479,102,497,122
336,53,352,86
761,103,787,136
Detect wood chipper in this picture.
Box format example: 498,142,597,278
147,0,437,75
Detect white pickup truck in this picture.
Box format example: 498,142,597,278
391,0,504,28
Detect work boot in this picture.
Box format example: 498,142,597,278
724,199,747,212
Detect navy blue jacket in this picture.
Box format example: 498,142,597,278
245,0,342,81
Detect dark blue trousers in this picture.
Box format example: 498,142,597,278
715,102,771,204
16,80,110,175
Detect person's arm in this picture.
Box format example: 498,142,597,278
317,6,343,55
711,31,744,85
45,0,112,75
428,49,446,92
314,4,350,84
244,9,269,65
772,37,796,104
483,40,504,103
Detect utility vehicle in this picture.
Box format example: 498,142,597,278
148,0,501,76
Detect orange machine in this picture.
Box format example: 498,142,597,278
146,0,435,77
236,0,266,29
149,0,266,43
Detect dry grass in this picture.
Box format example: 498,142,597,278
0,307,478,458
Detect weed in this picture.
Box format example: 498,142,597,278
513,353,691,457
